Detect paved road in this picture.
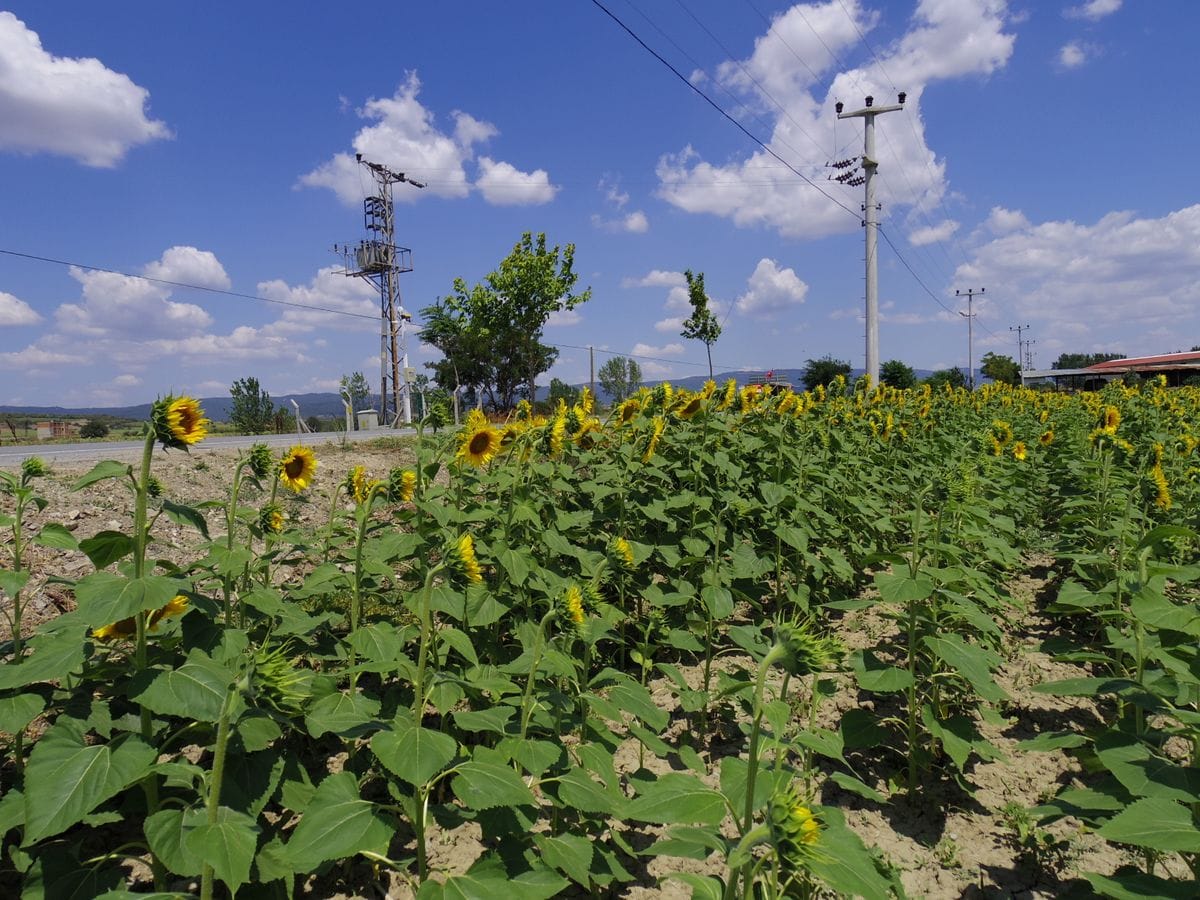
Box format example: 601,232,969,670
0,428,417,467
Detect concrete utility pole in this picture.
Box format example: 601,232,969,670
837,92,906,389
589,346,595,400
957,287,984,389
1010,324,1036,373
335,154,424,426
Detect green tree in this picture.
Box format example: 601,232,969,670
273,405,296,434
879,359,916,390
980,352,1021,386
924,368,967,389
340,372,371,429
597,355,642,404
304,416,322,433
1052,351,1124,369
546,378,580,409
228,377,274,434
680,270,722,379
79,419,110,439
801,355,852,392
421,232,591,410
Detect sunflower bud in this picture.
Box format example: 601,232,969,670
20,457,48,479
769,783,822,870
448,534,483,585
772,620,843,677
247,442,274,478
253,643,312,716
610,536,634,570
145,475,165,499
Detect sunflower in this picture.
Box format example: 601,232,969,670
20,457,47,479
279,445,317,492
549,408,567,457
259,504,284,534
247,442,274,478
449,534,483,584
617,397,642,426
676,394,703,420
152,395,208,450
718,379,738,410
345,465,379,503
93,594,189,642
611,536,634,569
578,386,595,415
562,584,586,628
388,468,417,503
769,784,822,870
1102,404,1121,434
1150,464,1171,510
457,423,501,467
1039,429,1054,446
1012,441,1027,461
643,416,665,463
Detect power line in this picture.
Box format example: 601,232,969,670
589,0,862,221
0,247,378,322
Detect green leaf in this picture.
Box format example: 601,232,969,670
130,650,233,722
853,650,913,693
285,771,393,872
348,622,406,667
626,773,725,826
419,856,567,900
1130,588,1200,635
78,531,135,570
0,624,86,689
533,833,595,886
71,460,131,491
662,872,724,900
1085,869,1200,899
0,568,30,598
453,761,535,810
0,692,45,734
304,689,380,738
371,719,458,786
1095,733,1200,804
73,572,180,628
807,807,896,900
497,737,561,776
554,767,617,815
452,706,514,735
23,720,156,842
144,808,203,877
700,584,734,619
34,522,79,550
1098,797,1200,852
185,808,259,895
1018,731,1088,752
829,772,887,803
606,677,670,731
495,547,531,586
925,634,1008,703
874,571,934,605
162,499,211,539
840,708,889,749
236,713,282,752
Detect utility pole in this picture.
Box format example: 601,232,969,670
1009,324,1036,372
836,92,906,389
335,154,424,426
957,287,983,389
589,346,595,400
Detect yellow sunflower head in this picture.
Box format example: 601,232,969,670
92,617,137,643
279,445,317,493
617,397,642,426
388,467,417,503
259,503,284,534
1040,429,1054,446
449,534,483,584
676,394,703,420
149,595,189,630
610,536,635,570
152,395,208,451
345,465,379,504
1012,441,1027,461
457,423,501,467
561,584,586,630
1102,404,1121,434
643,416,666,463
769,784,822,870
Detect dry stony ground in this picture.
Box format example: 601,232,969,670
0,442,1180,898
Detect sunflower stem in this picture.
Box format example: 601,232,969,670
519,608,558,741
412,567,441,720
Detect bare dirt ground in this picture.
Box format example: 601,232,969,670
2,442,1178,898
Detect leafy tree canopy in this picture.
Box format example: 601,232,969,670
980,352,1021,386
420,232,591,410
79,419,109,439
340,372,371,429
801,356,852,392
597,356,643,404
924,368,967,389
1052,351,1125,370
879,359,916,390
229,377,274,434
680,270,722,378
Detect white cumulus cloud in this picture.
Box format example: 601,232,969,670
909,220,960,246
632,342,685,358
1065,0,1122,21
736,259,808,318
657,0,1015,239
0,291,41,326
1057,41,1095,69
622,270,686,289
0,12,170,166
256,266,378,335
475,157,558,205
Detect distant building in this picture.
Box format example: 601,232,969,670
36,420,81,440
1022,350,1200,390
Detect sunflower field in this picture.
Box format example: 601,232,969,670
1,378,1199,899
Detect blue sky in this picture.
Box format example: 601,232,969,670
2,0,1198,407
